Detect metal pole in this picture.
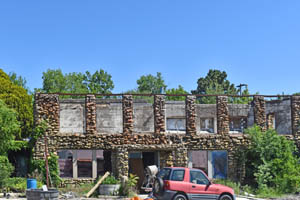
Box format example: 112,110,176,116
44,136,50,188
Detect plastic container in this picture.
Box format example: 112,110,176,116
27,179,37,189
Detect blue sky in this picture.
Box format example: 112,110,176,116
1,0,300,94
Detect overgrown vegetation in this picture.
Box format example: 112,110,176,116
5,177,43,193
230,126,300,197
119,174,139,197
30,153,62,187
0,69,33,139
102,175,120,185
0,156,14,191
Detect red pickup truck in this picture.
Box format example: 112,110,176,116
152,167,235,200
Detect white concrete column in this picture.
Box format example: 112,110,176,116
72,150,78,179
92,150,97,179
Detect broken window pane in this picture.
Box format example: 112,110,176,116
167,118,186,131
229,117,247,133
200,118,214,133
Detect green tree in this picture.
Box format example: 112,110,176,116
191,69,250,104
0,156,14,190
40,69,114,94
244,126,300,194
0,69,33,139
166,85,188,101
0,100,20,155
84,69,114,94
136,72,167,94
8,72,30,93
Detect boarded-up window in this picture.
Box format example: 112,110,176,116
188,151,208,174
58,150,73,178
167,118,186,131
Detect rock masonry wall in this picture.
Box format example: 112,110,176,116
253,96,267,131
123,95,133,134
85,95,96,134
154,95,166,134
33,94,300,185
186,95,196,136
217,96,229,134
291,96,300,136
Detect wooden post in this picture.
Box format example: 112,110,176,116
86,171,110,198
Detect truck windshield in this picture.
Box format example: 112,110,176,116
157,168,171,180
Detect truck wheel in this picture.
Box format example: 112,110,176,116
153,177,164,196
219,194,233,200
173,194,187,200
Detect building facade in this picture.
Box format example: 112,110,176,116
33,93,300,186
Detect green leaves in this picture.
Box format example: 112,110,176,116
191,69,250,104
0,69,33,139
40,69,114,94
245,126,300,193
0,156,14,189
0,100,20,155
136,72,166,94
166,85,188,101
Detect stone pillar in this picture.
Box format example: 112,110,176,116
85,95,97,134
217,96,229,135
154,95,166,134
122,95,133,134
34,93,60,159
253,96,266,131
291,96,300,136
116,148,129,178
186,95,197,136
174,148,188,167
34,93,60,135
159,151,173,168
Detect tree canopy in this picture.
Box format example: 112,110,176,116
166,85,188,101
191,69,250,103
0,69,33,139
8,72,30,93
40,69,114,94
0,100,20,155
136,72,167,94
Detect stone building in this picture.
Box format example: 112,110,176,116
33,93,300,186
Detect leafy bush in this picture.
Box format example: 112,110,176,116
119,174,139,197
0,156,14,189
6,177,43,192
102,175,120,185
244,126,300,194
0,100,20,155
30,153,62,187
0,69,33,139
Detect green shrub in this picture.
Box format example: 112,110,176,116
6,177,43,192
102,175,120,185
0,156,14,189
244,126,300,194
30,153,61,187
119,174,139,197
